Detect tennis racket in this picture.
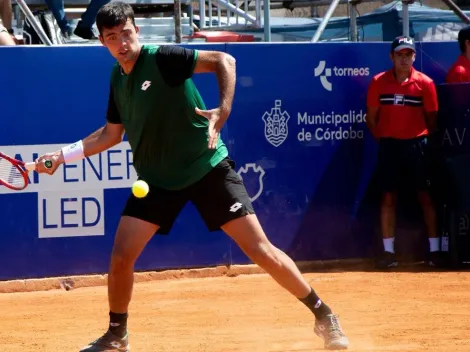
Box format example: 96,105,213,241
0,152,52,191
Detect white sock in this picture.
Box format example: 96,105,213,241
383,238,395,253
429,238,440,252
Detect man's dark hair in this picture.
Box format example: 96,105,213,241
458,26,470,54
96,2,136,35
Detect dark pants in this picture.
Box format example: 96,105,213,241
377,136,431,193
45,0,110,33
122,158,255,234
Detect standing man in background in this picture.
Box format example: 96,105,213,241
447,26,470,83
366,36,441,269
45,0,110,39
0,0,13,37
0,23,14,45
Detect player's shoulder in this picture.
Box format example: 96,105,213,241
155,44,196,57
370,70,389,85
141,44,159,55
450,63,468,74
446,64,470,83
413,69,434,85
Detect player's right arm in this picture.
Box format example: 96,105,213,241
36,86,124,175
366,76,380,140
81,85,125,156
80,122,124,157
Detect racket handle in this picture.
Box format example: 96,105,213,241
24,162,36,171
24,159,53,172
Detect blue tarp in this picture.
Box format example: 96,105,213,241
236,1,470,42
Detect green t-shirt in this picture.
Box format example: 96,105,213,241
107,44,228,190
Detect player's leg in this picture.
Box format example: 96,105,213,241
79,216,158,352
409,137,440,266
221,215,348,349
379,191,398,264
418,190,439,265
377,138,399,269
190,158,349,350
108,216,158,323
80,185,187,352
222,215,310,297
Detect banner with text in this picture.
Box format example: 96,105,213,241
0,41,465,279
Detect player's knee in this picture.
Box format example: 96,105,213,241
110,246,137,271
246,242,282,268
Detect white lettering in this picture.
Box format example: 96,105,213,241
0,142,137,194
442,128,466,146
333,67,369,77
315,61,370,91
297,110,366,127
297,128,312,142
314,127,364,141
0,142,136,238
38,190,105,238
297,110,365,143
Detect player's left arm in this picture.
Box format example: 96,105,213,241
155,45,236,121
423,80,438,134
193,50,236,120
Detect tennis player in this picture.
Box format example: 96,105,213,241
35,2,349,351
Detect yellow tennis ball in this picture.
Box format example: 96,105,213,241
132,180,149,198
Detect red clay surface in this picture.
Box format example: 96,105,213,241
1,270,470,351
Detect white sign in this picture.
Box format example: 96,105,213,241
0,142,137,238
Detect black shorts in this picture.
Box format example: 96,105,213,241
377,136,431,193
122,157,255,234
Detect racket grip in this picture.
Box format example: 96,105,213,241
25,159,53,172
24,162,36,171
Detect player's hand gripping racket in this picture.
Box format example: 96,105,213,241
0,152,52,191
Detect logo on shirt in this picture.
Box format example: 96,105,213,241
141,80,152,91
314,61,370,91
262,100,290,147
379,94,423,107
393,94,405,105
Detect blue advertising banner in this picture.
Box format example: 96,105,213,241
420,41,460,85
436,83,470,155
0,40,466,280
224,42,392,263
0,44,233,280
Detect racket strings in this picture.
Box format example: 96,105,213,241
0,157,26,188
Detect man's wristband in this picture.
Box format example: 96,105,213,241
61,140,85,163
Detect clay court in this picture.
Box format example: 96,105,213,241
1,266,469,352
